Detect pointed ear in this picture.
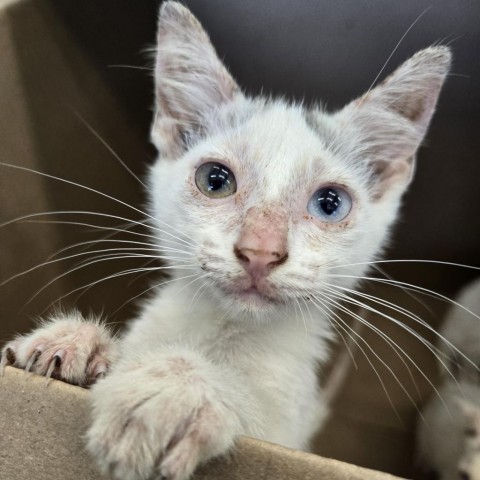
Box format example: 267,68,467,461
151,1,241,157
339,46,451,200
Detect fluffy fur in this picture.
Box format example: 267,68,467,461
417,379,480,480
439,277,480,380
1,2,451,479
417,278,480,480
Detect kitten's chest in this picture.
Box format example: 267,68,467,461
198,320,326,448
196,318,323,386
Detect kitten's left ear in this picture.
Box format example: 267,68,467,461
151,1,241,157
339,46,451,199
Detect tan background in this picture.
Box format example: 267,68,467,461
0,1,479,479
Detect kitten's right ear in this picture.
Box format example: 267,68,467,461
151,1,241,157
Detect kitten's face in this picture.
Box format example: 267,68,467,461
148,2,450,316
151,101,385,313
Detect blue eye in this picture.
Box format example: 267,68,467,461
308,187,352,222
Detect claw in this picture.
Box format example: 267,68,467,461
94,363,107,380
46,349,65,379
0,346,16,376
46,355,61,379
53,348,66,363
25,345,45,374
0,356,6,377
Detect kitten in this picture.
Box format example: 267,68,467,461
416,278,480,480
1,2,451,479
417,379,480,480
439,277,480,381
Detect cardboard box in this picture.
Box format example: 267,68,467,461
0,1,479,479
0,366,402,479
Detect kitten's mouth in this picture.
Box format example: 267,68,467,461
205,267,283,307
223,281,283,307
234,286,277,303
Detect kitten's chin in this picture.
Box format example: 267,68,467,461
213,282,287,315
230,286,282,308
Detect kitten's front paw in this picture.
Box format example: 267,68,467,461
87,354,242,480
0,311,117,386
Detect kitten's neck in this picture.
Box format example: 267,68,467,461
162,275,334,362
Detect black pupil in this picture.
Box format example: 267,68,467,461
208,165,231,191
318,189,341,215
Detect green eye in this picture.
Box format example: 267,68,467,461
195,162,237,198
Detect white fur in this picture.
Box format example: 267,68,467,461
1,311,117,385
416,277,480,479
2,2,451,479
439,277,480,379
417,380,480,480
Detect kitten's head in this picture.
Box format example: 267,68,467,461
148,2,450,317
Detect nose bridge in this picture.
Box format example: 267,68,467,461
239,204,288,254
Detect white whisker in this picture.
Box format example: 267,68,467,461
108,64,154,71
324,282,460,372
372,264,435,317
320,286,456,416
310,294,404,425
320,288,427,405
0,245,188,288
0,163,197,247
190,280,210,309
294,297,309,338
25,251,195,308
70,108,148,189
110,273,202,317
4,211,194,251
326,259,480,272
329,274,480,328
359,6,432,105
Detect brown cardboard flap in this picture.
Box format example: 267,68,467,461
0,367,403,479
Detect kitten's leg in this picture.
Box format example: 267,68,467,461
87,348,261,480
1,311,117,386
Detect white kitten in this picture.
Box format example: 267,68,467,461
417,380,480,480
439,277,480,380
1,2,451,479
416,278,480,480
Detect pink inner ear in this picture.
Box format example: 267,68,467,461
370,157,413,201
151,1,241,157
234,206,289,278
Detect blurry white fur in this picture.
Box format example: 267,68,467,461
417,278,480,480
1,2,451,479
439,277,480,380
418,379,480,480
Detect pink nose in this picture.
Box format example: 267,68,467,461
234,247,288,278
234,206,288,279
